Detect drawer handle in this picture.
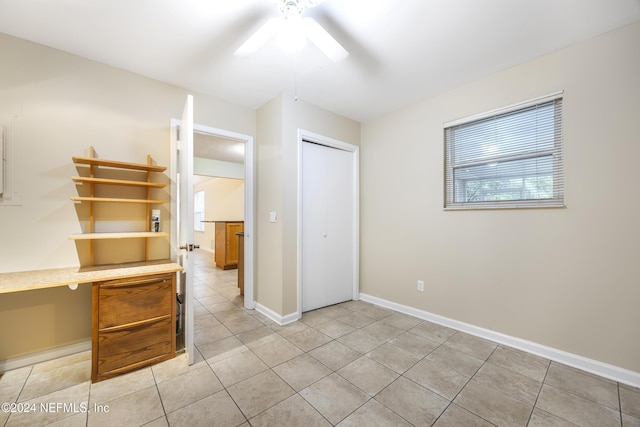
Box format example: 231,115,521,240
99,314,172,333
100,276,169,288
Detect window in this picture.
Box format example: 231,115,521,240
194,190,205,232
444,92,564,209
0,126,5,197
0,118,22,206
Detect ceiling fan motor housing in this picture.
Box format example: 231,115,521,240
276,0,324,17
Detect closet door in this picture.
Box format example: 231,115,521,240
301,141,354,312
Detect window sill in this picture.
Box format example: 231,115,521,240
444,202,566,211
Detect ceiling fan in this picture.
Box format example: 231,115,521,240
234,0,349,62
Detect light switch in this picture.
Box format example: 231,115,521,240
269,211,277,223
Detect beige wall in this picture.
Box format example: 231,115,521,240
3,18,637,378
360,22,640,373
0,33,255,359
255,95,285,314
193,177,244,252
256,94,360,317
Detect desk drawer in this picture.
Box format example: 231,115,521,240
97,274,172,329
97,316,172,376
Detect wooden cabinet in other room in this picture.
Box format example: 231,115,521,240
215,221,244,269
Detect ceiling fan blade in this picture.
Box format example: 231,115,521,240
303,17,348,62
234,17,281,57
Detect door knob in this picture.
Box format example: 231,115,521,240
180,243,200,252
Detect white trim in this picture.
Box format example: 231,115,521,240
296,129,360,318
0,340,91,373
170,117,179,265
359,293,640,388
255,303,299,326
443,90,564,128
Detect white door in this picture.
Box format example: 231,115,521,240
301,141,354,312
174,95,195,364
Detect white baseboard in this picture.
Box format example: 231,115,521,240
359,293,640,388
255,303,299,326
0,340,91,373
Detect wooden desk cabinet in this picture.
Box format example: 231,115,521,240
92,273,176,382
215,221,244,270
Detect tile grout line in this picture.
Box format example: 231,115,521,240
617,383,623,427
148,361,170,425
299,314,403,426
300,306,459,426
430,343,498,427
525,358,552,427
544,364,625,418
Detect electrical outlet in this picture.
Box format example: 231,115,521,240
417,280,424,291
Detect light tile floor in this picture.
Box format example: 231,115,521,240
2,249,640,426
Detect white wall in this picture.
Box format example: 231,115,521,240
360,22,640,373
0,33,255,359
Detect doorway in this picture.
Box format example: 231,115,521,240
297,130,359,317
192,132,246,258
171,112,254,365
191,124,254,311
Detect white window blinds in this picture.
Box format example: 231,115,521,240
0,126,5,197
444,92,564,209
194,190,205,231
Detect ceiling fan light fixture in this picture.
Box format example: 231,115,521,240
276,15,307,53
235,0,347,61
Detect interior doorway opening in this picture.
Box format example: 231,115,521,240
192,131,247,258
186,125,254,312
171,111,254,364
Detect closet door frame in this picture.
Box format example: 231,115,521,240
296,129,359,319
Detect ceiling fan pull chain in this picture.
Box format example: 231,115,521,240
294,56,298,102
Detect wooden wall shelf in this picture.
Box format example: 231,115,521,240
70,147,176,383
70,147,167,265
72,155,166,172
72,176,166,188
69,232,170,240
70,196,165,204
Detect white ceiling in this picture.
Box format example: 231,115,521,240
0,0,639,123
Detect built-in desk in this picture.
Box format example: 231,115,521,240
0,260,183,382
0,260,182,294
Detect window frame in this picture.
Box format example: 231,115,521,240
444,91,565,210
0,117,22,206
194,190,205,232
